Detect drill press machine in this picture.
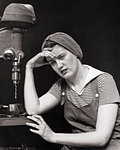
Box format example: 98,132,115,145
0,3,36,116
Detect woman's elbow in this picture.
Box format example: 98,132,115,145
95,135,110,147
26,110,36,115
25,109,35,115
25,106,39,115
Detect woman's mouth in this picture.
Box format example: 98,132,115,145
61,69,68,75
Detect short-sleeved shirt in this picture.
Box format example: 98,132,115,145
48,65,120,150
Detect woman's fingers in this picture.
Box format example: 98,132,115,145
29,128,40,134
26,115,46,135
32,115,45,122
30,51,55,64
26,49,56,68
26,115,55,142
27,115,42,125
42,51,55,59
26,122,41,135
26,122,39,129
34,50,55,58
26,115,46,128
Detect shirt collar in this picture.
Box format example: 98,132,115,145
67,65,104,94
83,65,104,87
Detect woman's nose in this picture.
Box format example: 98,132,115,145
56,60,63,68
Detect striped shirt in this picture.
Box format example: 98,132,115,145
48,65,120,107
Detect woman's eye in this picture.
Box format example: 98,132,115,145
59,55,64,60
49,60,56,65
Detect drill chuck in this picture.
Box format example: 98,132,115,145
12,59,20,85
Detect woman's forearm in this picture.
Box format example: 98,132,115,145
52,131,108,148
24,66,40,115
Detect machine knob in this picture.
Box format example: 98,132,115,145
3,48,15,60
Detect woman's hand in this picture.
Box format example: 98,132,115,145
26,48,55,69
26,115,56,143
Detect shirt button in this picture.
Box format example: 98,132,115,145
95,93,99,97
62,92,65,96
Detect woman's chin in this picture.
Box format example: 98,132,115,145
61,73,72,80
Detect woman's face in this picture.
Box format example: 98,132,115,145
46,44,80,80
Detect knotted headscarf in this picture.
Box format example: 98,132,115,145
41,32,83,60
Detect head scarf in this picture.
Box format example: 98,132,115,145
41,32,83,60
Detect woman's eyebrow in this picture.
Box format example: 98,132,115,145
57,53,65,59
47,52,65,63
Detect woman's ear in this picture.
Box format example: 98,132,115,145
76,56,82,63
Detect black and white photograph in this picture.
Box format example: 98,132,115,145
0,0,120,150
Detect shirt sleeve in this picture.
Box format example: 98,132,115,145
97,73,120,105
47,78,63,102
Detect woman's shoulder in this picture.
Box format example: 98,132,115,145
96,72,118,92
97,72,114,81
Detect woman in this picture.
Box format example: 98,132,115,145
24,32,120,150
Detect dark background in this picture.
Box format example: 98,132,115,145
0,0,120,149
